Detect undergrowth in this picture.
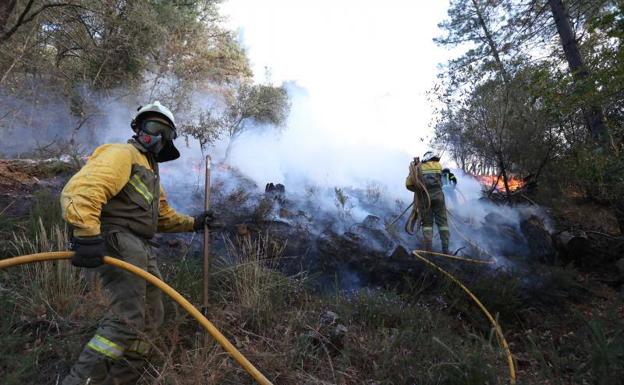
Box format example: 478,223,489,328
1,199,624,384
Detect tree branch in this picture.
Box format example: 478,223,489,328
0,2,80,44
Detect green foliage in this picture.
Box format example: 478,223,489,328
435,0,624,227
0,0,253,156
339,289,416,328
0,0,248,91
238,83,291,127
582,316,624,384
181,82,291,154
179,110,222,152
331,288,504,385
458,269,524,326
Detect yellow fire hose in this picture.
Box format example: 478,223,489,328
413,249,495,265
0,251,274,385
412,251,517,384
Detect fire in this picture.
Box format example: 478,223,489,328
475,174,525,193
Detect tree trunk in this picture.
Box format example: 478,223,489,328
547,0,609,146
499,157,511,198
0,1,17,34
471,0,511,85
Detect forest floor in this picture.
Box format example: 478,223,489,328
0,159,623,385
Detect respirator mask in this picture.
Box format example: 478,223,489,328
133,118,180,162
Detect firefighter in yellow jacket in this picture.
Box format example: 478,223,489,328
61,101,214,385
405,151,450,253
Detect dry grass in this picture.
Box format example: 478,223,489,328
216,232,307,330
8,218,87,318
2,206,623,384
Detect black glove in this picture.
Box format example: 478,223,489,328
71,236,106,268
193,210,216,231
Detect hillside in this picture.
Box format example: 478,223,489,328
1,159,623,384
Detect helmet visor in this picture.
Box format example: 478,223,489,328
142,120,177,140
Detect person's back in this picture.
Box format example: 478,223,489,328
405,151,450,253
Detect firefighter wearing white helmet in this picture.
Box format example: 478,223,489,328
60,101,216,385
131,100,180,162
405,150,451,253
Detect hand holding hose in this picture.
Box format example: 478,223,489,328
71,236,106,268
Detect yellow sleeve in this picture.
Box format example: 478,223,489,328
158,185,195,233
60,145,133,237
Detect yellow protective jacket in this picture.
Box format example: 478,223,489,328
61,141,194,238
406,160,443,191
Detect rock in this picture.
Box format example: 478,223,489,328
317,228,424,289
362,215,383,229
484,212,515,227
264,182,286,204
520,215,556,264
279,208,294,219
555,230,588,264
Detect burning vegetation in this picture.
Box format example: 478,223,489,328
474,174,526,193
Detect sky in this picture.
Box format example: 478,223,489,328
219,0,452,156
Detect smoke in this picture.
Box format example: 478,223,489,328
1,81,552,267
0,88,141,157
226,83,415,202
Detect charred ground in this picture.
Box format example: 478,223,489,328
1,160,623,384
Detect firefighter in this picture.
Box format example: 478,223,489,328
60,101,215,385
441,168,458,206
405,151,450,253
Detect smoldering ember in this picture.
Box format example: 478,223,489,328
1,2,623,385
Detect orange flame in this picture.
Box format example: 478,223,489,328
475,175,525,192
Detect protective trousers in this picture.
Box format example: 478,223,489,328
418,187,450,253
62,230,164,385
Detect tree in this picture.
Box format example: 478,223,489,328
0,0,252,156
179,81,291,160
0,0,83,44
435,0,514,91
179,110,222,156
436,0,525,196
547,0,609,146
222,82,290,158
434,0,624,230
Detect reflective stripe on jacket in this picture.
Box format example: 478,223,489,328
61,140,194,237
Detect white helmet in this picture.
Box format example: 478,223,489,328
132,101,180,162
133,101,176,129
422,151,438,162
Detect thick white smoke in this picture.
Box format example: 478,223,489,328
225,83,419,204
1,81,551,264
